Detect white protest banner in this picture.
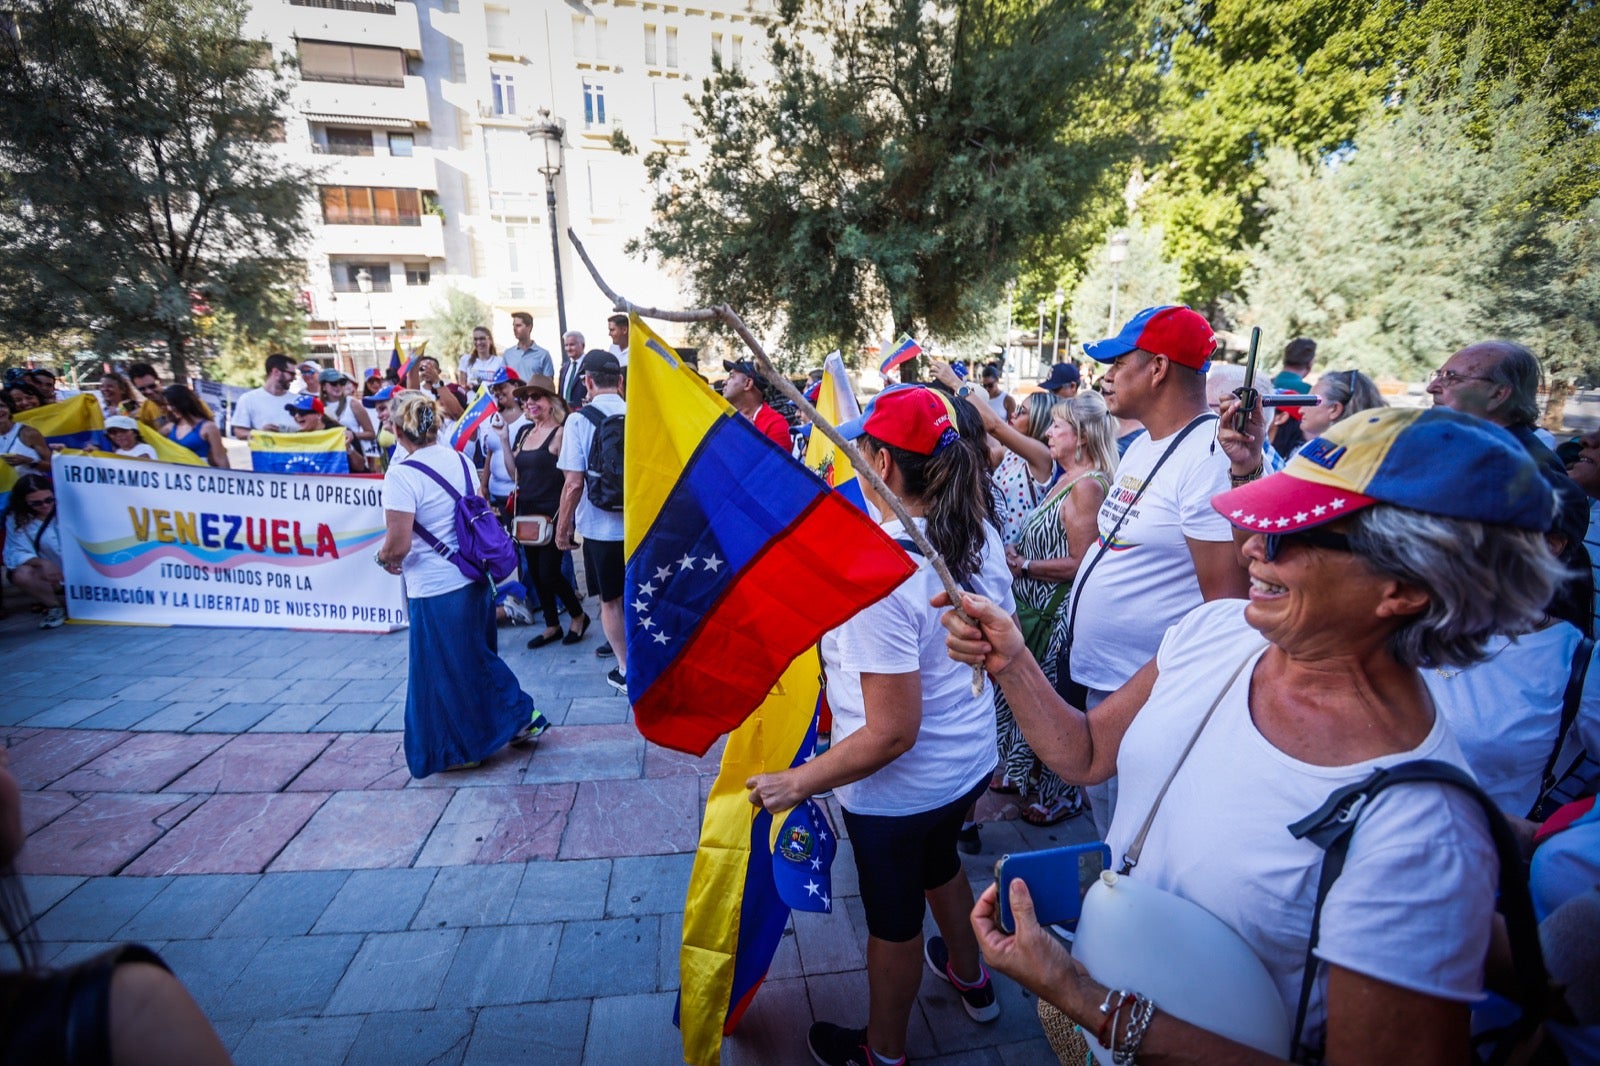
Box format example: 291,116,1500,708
191,378,249,434
54,454,407,632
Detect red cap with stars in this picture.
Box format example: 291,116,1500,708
1213,407,1554,535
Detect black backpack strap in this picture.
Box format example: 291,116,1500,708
580,404,606,431
1285,759,1549,1062
1535,634,1595,818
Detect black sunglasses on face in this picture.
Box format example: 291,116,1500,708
1263,527,1353,562
27,495,54,507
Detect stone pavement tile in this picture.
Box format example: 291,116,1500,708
246,703,335,733
0,698,60,727
642,736,725,778
8,671,92,699
21,789,79,835
523,723,645,786
123,792,328,876
127,701,227,732
658,911,682,990
411,864,525,929
375,705,406,731
917,963,1039,1056
73,700,182,731
51,732,228,792
606,853,695,918
917,1051,1006,1065
117,873,259,940
33,875,172,941
415,783,574,866
509,858,610,923
215,676,302,704
7,729,129,789
214,933,364,1021
324,927,463,1015
313,867,437,934
584,991,683,1065
157,936,268,1021
58,674,190,702
277,676,357,704
19,874,84,916
791,906,865,976
766,924,803,980
721,976,816,1066
996,1038,1055,1064
436,924,561,1007
228,1016,363,1066
214,870,351,937
315,701,391,732
806,968,938,1058
548,916,661,999
831,839,860,898
190,701,277,732
346,1008,475,1066
19,792,201,876
19,699,122,729
164,733,333,794
285,733,409,792
270,789,449,871
211,1020,253,1057
557,777,698,860
408,743,537,791
465,1000,589,1066
559,697,633,726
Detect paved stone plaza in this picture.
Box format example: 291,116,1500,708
3,607,1084,1065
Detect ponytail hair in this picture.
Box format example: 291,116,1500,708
865,396,992,583
390,390,440,445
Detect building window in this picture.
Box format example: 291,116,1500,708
323,127,373,156
594,18,609,61
331,262,393,293
492,71,517,116
387,131,414,157
297,40,405,86
643,23,657,66
665,26,678,68
448,40,466,82
582,79,607,129
571,15,589,58
320,186,423,226
484,4,511,49
732,35,743,70
711,32,723,67
404,265,430,286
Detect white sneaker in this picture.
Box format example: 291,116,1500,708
503,597,534,626
39,607,66,630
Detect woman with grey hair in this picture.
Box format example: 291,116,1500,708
939,406,1562,1063
1299,368,1385,440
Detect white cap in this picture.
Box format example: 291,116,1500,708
104,415,139,431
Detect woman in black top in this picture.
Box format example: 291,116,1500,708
500,376,588,648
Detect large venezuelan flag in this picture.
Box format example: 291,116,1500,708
248,428,350,474
622,315,915,756
802,351,867,512
16,393,103,449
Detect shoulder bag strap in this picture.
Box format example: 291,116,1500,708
402,457,466,563
32,506,56,556
1117,646,1258,875
1286,760,1549,1062
1535,633,1594,817
1060,414,1219,671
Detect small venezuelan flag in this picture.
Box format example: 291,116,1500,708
877,333,922,377
447,386,495,452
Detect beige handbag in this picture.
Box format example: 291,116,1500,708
513,514,553,547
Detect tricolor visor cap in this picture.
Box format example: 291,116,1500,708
1212,407,1554,535
838,385,960,456
1084,305,1216,372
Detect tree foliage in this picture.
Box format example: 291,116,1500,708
1068,219,1182,346
0,0,311,379
420,288,492,368
633,0,1149,358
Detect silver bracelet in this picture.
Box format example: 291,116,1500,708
1112,994,1157,1064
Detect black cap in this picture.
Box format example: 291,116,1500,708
722,358,768,389
580,349,622,376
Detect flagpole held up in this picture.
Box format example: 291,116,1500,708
566,228,986,697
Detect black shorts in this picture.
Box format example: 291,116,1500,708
840,774,989,942
582,537,625,602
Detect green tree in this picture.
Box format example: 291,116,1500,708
1069,220,1183,346
632,0,1148,358
420,288,492,369
0,0,311,380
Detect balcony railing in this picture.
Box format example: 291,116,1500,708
312,143,375,157
302,72,405,88
290,0,396,13
322,212,422,226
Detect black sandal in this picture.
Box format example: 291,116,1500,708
561,612,591,645
527,628,562,649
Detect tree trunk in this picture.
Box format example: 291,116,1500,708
1542,379,1573,435
893,311,920,383
166,330,188,384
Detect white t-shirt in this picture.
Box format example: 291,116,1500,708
458,354,505,388
1106,600,1497,1047
1066,416,1232,691
608,342,629,367
1425,622,1586,817
382,443,476,600
114,443,158,460
985,391,1011,422
478,413,524,499
230,387,291,433
557,391,625,542
825,518,1015,816
3,514,62,570
326,396,364,436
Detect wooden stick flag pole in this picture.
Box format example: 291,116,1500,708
567,228,986,696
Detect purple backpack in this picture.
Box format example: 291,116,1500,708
408,452,521,588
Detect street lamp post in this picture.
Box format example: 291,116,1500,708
529,109,568,340
1107,230,1130,336
355,267,375,376
1052,286,1065,365
1003,279,1015,385
1035,300,1047,379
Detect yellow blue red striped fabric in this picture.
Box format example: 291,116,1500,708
802,351,866,511
248,428,350,474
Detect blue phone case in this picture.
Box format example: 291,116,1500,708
995,842,1112,934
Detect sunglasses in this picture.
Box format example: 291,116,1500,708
26,494,54,507
1263,527,1353,562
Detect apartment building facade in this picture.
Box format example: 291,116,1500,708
245,0,774,374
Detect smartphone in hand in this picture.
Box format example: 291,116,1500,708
995,842,1112,935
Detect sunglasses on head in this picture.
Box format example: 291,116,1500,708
1263,527,1353,562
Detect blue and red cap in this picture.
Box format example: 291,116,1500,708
284,394,324,416
362,385,397,407
1213,407,1553,535
1084,305,1217,372
485,367,522,386
769,798,836,914
838,385,960,456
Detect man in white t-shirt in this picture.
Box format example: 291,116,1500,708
605,313,630,368
1066,305,1251,835
557,349,627,694
230,354,298,439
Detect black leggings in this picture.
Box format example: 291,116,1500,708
525,542,582,627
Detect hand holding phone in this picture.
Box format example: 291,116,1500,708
995,842,1111,934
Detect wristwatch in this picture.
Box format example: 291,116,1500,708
1021,559,1032,576
956,384,974,398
